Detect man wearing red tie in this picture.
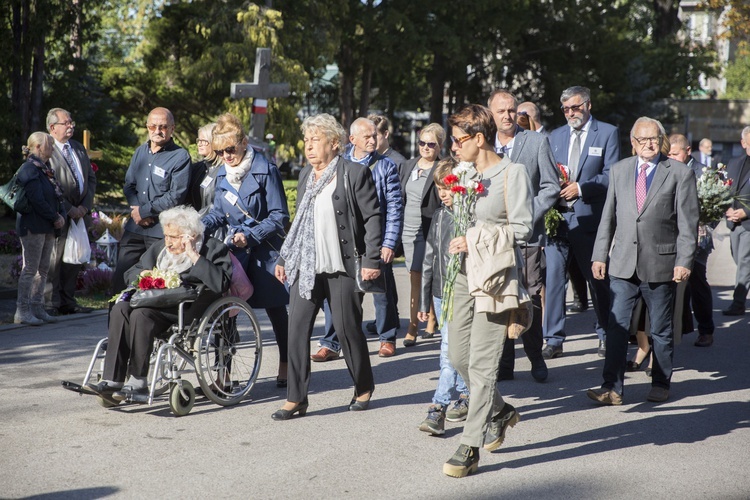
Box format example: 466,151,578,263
46,108,97,315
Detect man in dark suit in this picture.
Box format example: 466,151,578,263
723,126,750,316
589,117,698,404
45,108,97,315
668,134,716,347
543,86,620,359
692,138,719,169
488,89,559,382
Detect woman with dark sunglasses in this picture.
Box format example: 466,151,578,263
398,123,445,346
202,113,291,388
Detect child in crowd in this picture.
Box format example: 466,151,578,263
418,158,470,436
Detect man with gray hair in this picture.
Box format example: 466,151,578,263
589,117,698,405
722,126,750,316
693,138,718,168
312,117,403,359
45,108,97,315
544,86,620,360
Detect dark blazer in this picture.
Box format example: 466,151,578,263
725,154,750,231
48,139,96,216
507,126,560,244
592,154,699,282
692,151,718,169
203,149,289,309
420,205,453,310
125,237,232,297
278,157,382,279
15,158,65,236
399,157,441,236
549,117,620,233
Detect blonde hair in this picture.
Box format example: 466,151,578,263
212,113,246,150
434,158,456,187
24,132,53,159
198,122,221,165
420,123,446,149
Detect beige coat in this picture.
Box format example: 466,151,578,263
466,221,530,314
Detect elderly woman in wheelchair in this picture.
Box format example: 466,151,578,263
88,206,232,403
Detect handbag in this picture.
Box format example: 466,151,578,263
0,169,31,214
228,252,253,301
129,286,200,309
63,218,92,264
343,168,386,294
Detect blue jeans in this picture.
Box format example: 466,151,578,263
431,297,469,406
319,263,399,351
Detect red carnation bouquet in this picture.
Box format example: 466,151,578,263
441,161,486,325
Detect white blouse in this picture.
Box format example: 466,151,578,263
314,176,346,274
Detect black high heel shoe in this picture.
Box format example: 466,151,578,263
276,377,288,388
626,349,651,372
271,400,308,421
349,390,374,411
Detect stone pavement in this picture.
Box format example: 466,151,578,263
0,223,748,499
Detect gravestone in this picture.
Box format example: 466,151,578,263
231,48,290,140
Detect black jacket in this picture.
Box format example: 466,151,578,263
420,205,453,311
15,158,65,236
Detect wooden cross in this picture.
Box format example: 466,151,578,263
83,130,102,160
231,47,291,140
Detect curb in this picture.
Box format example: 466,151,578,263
0,309,108,332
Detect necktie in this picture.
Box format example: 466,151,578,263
500,145,509,158
569,130,582,180
62,143,82,194
636,163,648,212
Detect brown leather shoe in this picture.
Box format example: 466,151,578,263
310,347,340,362
378,342,396,357
647,387,669,402
694,334,714,347
586,387,623,406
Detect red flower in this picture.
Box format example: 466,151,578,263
153,277,166,289
138,276,155,290
451,185,467,195
474,182,485,194
91,162,99,173
443,174,459,186
726,179,733,186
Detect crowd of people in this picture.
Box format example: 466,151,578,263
14,83,750,478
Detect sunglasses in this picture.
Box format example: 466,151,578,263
560,100,589,114
196,138,210,146
214,144,241,156
146,124,172,132
418,140,437,149
450,134,475,148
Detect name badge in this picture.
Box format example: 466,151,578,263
588,147,603,157
200,176,212,189
153,166,166,178
411,169,419,181
224,191,238,206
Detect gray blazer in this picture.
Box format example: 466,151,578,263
49,139,96,216
592,154,699,282
508,126,560,244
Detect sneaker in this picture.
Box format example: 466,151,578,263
418,404,445,436
443,444,479,478
445,396,469,422
483,403,520,451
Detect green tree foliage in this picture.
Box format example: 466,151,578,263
723,56,750,99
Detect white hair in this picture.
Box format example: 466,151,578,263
159,205,205,237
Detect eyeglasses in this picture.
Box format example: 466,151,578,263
561,100,589,114
451,134,475,148
53,121,75,128
147,124,172,132
418,140,437,149
196,138,210,146
633,136,661,146
214,144,241,157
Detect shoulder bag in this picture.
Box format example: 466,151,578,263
0,167,31,214
343,167,386,294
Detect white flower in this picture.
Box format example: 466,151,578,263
453,161,475,176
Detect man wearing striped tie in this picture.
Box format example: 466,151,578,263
589,117,698,405
46,108,97,315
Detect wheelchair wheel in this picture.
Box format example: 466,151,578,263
169,380,195,416
194,297,262,406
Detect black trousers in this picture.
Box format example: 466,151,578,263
47,222,83,309
112,231,162,293
685,261,715,335
266,305,289,363
287,272,374,403
500,245,545,373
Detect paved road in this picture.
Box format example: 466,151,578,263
1,223,748,499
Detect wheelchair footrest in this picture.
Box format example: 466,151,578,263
61,380,95,395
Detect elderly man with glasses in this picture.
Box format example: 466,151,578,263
45,108,97,315
111,107,191,294
544,86,620,361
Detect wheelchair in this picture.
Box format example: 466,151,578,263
63,295,262,416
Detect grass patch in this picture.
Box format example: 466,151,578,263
76,293,111,311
